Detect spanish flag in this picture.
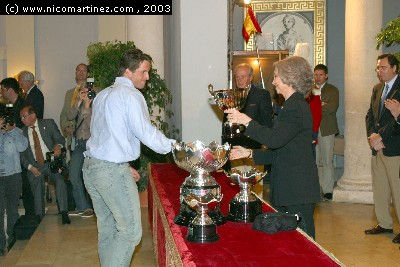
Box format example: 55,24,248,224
242,6,262,43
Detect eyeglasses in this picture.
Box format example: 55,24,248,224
20,113,32,120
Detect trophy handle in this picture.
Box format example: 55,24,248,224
208,84,214,96
254,171,268,184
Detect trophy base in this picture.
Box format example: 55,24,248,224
209,206,227,226
227,198,262,223
174,202,197,226
186,223,219,243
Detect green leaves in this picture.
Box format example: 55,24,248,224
376,16,400,59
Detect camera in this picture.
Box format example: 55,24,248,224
2,104,15,126
86,78,96,99
46,147,68,178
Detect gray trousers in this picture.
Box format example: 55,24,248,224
0,173,22,251
69,139,90,211
316,133,335,194
27,164,68,218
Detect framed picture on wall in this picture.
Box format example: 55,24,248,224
244,0,326,66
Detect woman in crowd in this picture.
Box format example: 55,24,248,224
225,56,320,238
66,86,94,217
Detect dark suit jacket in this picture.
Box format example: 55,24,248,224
245,92,320,206
366,75,400,156
320,83,339,136
25,85,44,119
223,84,273,149
20,119,65,169
12,96,25,129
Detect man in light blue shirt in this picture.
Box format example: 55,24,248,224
83,49,175,266
0,111,28,255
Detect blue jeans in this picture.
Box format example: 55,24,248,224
83,157,142,267
69,139,91,211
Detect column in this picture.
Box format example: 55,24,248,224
333,0,383,203
127,16,164,77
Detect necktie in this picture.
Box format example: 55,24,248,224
32,126,45,165
380,84,390,114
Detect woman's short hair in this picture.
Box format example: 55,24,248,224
273,56,313,95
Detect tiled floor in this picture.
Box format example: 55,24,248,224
1,200,399,266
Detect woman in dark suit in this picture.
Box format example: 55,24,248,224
225,56,320,238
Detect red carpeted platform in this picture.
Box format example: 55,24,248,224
148,163,342,267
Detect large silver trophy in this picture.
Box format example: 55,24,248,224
208,84,249,139
225,167,267,223
172,140,230,243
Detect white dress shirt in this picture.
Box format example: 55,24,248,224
28,120,50,169
85,77,175,163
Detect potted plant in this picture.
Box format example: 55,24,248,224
87,41,177,201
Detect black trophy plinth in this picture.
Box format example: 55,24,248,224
208,204,227,226
227,198,262,223
174,201,197,226
186,223,219,243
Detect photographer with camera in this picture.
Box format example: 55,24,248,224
19,105,70,224
65,84,94,218
0,111,28,255
0,78,25,129
1,77,36,217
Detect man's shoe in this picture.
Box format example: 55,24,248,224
68,210,84,216
365,225,393,235
81,209,94,218
0,249,5,256
61,212,71,224
323,193,332,201
393,233,400,243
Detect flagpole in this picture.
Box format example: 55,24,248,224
254,33,265,90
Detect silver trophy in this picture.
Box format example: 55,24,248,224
225,167,267,222
208,84,249,139
172,140,230,243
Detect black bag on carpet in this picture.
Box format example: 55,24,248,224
14,215,40,240
252,212,299,234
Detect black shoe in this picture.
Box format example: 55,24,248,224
0,249,5,256
323,193,332,200
61,212,71,224
393,233,400,243
365,225,393,235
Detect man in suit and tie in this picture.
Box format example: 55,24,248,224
314,64,339,201
20,105,70,224
18,71,44,119
365,54,400,244
223,63,273,150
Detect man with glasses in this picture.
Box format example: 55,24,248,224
365,54,400,245
19,105,70,224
